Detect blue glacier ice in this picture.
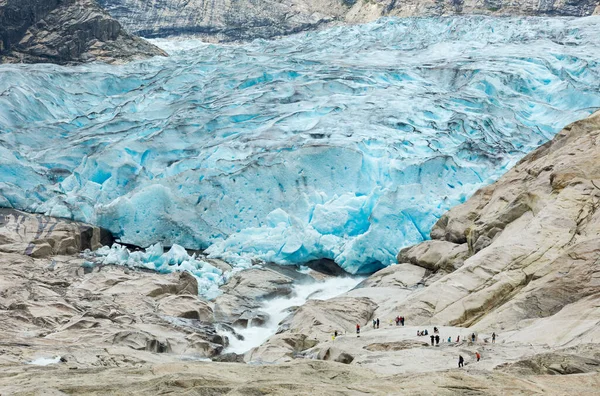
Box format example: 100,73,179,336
2,16,600,275
83,243,233,299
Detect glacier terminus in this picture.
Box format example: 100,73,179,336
2,16,600,277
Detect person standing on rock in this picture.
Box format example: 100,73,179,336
372,319,376,329
471,333,476,342
476,351,481,362
376,318,380,329
492,332,496,343
435,335,440,345
357,324,361,337
401,316,405,326
458,355,464,368
447,336,451,343
430,334,435,346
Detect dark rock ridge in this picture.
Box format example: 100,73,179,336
97,0,600,41
0,0,166,64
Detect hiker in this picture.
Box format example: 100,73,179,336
458,355,464,368
435,335,440,345
456,335,460,342
434,327,439,334
372,319,376,328
401,316,405,326
492,332,496,343
471,333,476,342
417,330,421,336
424,329,428,336
476,352,481,362
334,330,338,338
430,335,435,346
447,336,451,343
376,318,380,329
357,324,361,337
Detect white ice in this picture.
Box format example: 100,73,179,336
2,17,600,274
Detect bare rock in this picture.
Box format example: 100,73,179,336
0,0,166,65
389,111,600,332
397,240,469,272
357,263,427,289
214,268,293,325
158,295,213,321
0,208,113,258
497,353,600,375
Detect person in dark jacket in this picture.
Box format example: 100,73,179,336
430,335,435,346
458,355,464,368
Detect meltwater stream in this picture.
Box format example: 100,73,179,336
222,276,364,354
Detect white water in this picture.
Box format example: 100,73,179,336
222,276,364,354
27,356,61,366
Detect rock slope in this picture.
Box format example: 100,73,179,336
244,111,600,387
97,0,600,41
0,0,166,64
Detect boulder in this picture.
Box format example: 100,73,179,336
158,295,213,322
397,240,469,272
0,208,113,258
214,268,294,325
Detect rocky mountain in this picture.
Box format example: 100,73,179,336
97,0,600,41
0,0,166,64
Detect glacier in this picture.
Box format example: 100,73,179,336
2,16,600,274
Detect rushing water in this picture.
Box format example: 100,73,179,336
221,275,364,354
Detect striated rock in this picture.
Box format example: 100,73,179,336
397,240,469,273
357,263,426,289
0,0,166,64
97,0,600,42
277,296,377,338
245,333,319,363
497,353,600,375
157,295,213,321
0,208,113,258
384,111,600,336
213,268,293,326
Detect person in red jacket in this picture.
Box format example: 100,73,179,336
356,324,361,337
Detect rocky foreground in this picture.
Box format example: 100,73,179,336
0,0,166,64
1,112,600,394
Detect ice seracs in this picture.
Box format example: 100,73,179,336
2,17,600,273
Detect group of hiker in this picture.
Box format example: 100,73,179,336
350,320,499,369
372,318,380,329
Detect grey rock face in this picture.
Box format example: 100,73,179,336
97,0,347,41
0,208,113,258
97,0,600,42
0,0,166,64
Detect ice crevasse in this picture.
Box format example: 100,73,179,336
2,16,600,275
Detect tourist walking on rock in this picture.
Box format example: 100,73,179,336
492,332,496,343
456,335,460,343
458,355,464,368
401,316,405,326
430,335,435,346
476,351,481,362
357,324,361,337
435,335,440,345
471,333,476,342
447,336,451,343
373,319,376,328
376,318,380,329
